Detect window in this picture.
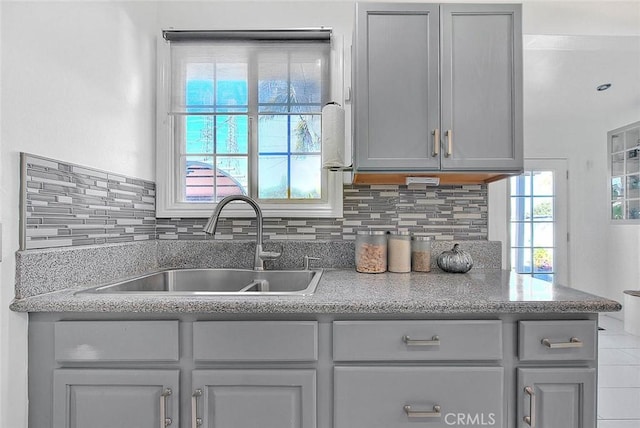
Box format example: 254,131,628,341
156,30,343,218
609,121,640,221
509,159,568,285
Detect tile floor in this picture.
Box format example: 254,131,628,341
598,314,640,427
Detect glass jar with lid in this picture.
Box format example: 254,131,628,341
388,231,412,273
411,236,432,272
355,231,387,273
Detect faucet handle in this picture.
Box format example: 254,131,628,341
303,256,321,270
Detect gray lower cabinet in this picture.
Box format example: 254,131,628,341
334,366,504,428
52,369,179,428
192,369,317,428
353,2,522,174
517,368,596,428
30,316,600,428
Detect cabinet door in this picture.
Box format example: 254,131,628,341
53,369,179,428
517,368,596,428
354,3,440,170
441,4,522,171
192,369,316,428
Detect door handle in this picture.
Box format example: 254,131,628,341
160,388,172,427
445,130,453,157
432,129,440,157
192,389,203,427
524,386,535,427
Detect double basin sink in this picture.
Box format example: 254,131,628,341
75,268,323,296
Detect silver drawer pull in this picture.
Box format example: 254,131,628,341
402,335,440,346
445,129,453,157
192,389,203,427
404,404,442,418
541,337,583,349
160,388,172,427
524,386,535,427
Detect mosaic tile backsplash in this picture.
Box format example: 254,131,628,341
21,154,488,249
22,154,156,250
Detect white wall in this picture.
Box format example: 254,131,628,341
0,2,158,427
1,1,639,426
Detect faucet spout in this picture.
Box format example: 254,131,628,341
204,195,278,270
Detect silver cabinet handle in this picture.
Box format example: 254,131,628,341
402,335,440,346
524,386,535,427
404,404,442,418
192,389,203,428
432,129,440,156
541,337,583,348
445,130,453,157
160,388,172,427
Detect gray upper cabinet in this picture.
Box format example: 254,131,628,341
353,2,522,175
354,3,440,170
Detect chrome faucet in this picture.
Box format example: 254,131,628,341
204,195,281,270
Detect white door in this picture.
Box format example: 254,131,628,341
509,158,569,286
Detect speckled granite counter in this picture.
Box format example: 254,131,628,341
10,269,621,314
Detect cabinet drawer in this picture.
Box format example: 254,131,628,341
333,320,502,361
193,321,318,362
54,321,179,363
335,366,503,428
519,320,597,361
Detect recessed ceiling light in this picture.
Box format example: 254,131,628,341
597,83,612,91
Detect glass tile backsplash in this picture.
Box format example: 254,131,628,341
21,154,488,249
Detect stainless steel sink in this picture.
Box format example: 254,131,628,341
75,269,322,296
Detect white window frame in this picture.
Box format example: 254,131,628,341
155,32,344,218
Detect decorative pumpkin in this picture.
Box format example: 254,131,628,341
437,244,473,273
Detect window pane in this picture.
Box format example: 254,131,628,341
612,200,624,219
510,197,531,222
627,175,640,199
290,59,322,104
291,115,321,153
216,115,248,154
185,116,214,154
259,115,289,153
259,156,288,199
511,247,532,273
532,197,553,221
185,156,214,202
611,133,624,152
612,176,624,199
216,63,247,108
511,222,531,247
216,157,248,201
510,172,531,196
628,199,640,219
185,64,215,110
533,223,554,247
258,57,288,107
625,128,640,149
612,152,625,176
533,248,554,273
532,171,553,196
627,150,640,175
291,155,321,199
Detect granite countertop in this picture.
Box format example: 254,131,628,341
10,269,622,314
